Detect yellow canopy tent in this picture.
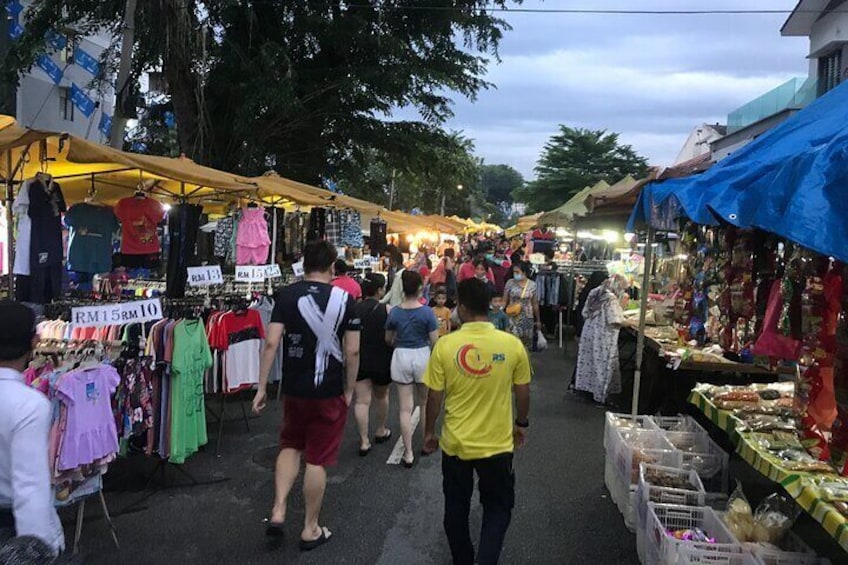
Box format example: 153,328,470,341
536,180,611,227
505,212,543,237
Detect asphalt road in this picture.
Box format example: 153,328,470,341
66,343,639,565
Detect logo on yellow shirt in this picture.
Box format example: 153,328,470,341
456,344,492,377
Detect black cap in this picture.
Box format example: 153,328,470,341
0,301,36,361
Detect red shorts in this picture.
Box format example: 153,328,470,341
279,395,348,467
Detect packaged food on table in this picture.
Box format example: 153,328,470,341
758,389,781,401
776,449,835,473
738,415,798,432
714,390,761,403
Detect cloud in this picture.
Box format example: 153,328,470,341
440,0,810,178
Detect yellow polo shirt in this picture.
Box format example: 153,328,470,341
423,321,532,460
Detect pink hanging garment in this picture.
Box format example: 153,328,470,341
236,207,272,265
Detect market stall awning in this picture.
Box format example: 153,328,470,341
628,80,848,262
537,180,610,226
0,116,55,155
0,124,259,206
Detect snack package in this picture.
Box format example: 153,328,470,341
752,493,799,544
832,264,848,475
724,482,754,542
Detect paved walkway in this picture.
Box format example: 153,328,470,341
70,344,639,564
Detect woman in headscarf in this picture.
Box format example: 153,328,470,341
575,271,609,338
574,274,629,404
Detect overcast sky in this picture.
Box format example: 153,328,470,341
439,0,810,179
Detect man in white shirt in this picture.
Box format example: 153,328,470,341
0,301,64,554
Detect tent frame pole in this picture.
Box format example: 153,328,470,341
5,150,13,297
631,227,654,416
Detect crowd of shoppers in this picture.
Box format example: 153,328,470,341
250,238,536,562
0,236,536,565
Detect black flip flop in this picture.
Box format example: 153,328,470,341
300,527,332,551
263,518,285,538
358,445,372,457
374,430,393,444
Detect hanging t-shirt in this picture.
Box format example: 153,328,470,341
115,196,166,255
65,203,119,273
56,365,121,471
272,281,361,399
27,178,66,268
12,182,31,275
213,309,265,392
251,297,283,384
170,319,212,464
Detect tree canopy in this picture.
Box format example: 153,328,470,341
513,126,650,213
2,1,520,205
480,163,523,225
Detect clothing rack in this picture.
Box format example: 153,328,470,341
537,263,609,348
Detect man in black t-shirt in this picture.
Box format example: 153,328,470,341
252,241,361,551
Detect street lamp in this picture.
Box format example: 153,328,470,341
441,184,465,216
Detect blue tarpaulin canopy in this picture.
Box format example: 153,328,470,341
627,80,848,262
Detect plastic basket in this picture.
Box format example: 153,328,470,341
637,464,706,563
613,429,680,487
645,503,742,565
677,545,757,564
651,415,706,434
750,531,820,565
604,447,620,505
664,431,730,492
605,412,657,449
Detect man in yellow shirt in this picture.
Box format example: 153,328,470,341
423,278,531,565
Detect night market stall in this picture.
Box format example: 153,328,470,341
604,80,848,563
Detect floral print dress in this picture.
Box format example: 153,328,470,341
575,287,624,403
505,278,537,349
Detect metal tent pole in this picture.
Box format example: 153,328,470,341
631,228,654,416
5,150,14,297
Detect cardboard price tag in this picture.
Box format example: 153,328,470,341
71,299,163,328
187,265,223,286
291,261,305,278
236,264,283,282
353,258,372,270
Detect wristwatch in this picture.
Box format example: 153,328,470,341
515,418,529,428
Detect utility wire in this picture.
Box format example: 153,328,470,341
292,3,841,16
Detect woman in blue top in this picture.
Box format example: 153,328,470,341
385,270,440,468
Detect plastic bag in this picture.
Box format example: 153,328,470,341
534,330,547,352
723,481,754,542
723,482,799,544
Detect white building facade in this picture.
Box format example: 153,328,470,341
6,0,115,142
782,0,848,95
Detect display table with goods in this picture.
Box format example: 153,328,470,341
620,325,789,416
604,412,834,564
689,383,848,554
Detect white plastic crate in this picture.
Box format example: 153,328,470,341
651,415,706,434
645,503,742,565
612,429,680,488
604,448,620,505
605,412,657,449
664,431,730,492
637,464,706,563
677,545,756,565
750,531,821,565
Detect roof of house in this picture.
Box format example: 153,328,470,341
781,0,833,36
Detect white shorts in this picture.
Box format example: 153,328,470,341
391,346,431,385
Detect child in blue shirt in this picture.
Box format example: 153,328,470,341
489,295,510,331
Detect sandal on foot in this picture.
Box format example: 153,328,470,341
300,526,332,551
402,457,415,469
263,518,285,538
374,430,393,444
358,445,372,457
